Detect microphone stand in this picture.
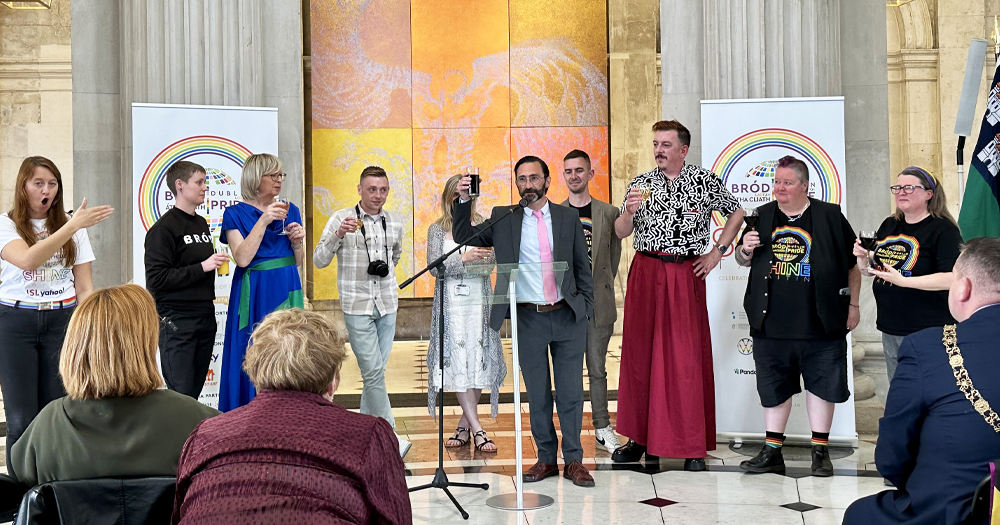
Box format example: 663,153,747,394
401,197,531,520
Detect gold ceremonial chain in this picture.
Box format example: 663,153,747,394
943,324,1000,433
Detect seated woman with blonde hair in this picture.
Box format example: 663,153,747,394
171,308,411,525
10,284,220,487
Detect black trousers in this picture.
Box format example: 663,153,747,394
0,305,72,464
158,307,217,399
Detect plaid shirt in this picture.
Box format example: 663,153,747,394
314,205,403,316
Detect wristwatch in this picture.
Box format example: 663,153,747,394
714,243,727,254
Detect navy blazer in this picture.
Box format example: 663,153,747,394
452,198,594,332
859,304,1000,524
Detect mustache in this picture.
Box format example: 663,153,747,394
520,187,544,197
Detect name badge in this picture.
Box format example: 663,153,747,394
454,284,471,296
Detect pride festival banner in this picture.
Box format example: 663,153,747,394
700,98,856,445
131,104,278,409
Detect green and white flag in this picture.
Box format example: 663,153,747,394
959,62,1000,239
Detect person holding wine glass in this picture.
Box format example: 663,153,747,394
218,153,305,412
851,166,961,382
144,160,229,400
612,120,744,471
313,166,411,458
426,174,505,453
734,155,860,476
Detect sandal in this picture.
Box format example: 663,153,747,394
473,430,497,452
446,427,470,448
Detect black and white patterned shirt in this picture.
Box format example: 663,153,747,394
620,164,740,254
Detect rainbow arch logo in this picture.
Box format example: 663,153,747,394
876,234,920,271
137,135,252,231
710,128,841,225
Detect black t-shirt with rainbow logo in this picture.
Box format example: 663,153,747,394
872,215,961,336
756,208,824,339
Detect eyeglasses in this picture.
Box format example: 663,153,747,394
889,185,925,195
266,172,287,181
515,175,544,185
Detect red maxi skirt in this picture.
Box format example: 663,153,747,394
616,254,716,458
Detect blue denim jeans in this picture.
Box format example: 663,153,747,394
881,332,906,383
343,306,397,429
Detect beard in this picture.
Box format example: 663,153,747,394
519,186,546,200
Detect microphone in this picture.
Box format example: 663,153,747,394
518,193,538,207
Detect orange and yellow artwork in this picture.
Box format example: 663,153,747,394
311,0,608,300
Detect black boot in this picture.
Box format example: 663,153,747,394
811,445,833,477
612,439,647,462
684,458,707,471
739,445,785,473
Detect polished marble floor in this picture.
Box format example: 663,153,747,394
396,401,885,525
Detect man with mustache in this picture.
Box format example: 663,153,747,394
144,160,229,400
613,120,744,471
453,156,596,487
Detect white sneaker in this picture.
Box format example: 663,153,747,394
595,425,622,453
396,433,412,459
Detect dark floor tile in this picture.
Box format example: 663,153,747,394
781,502,821,512
639,497,677,508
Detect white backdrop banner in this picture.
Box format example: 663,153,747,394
700,97,857,445
131,103,278,409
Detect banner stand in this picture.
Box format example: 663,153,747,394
131,103,278,409
700,97,857,445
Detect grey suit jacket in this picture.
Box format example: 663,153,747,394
561,197,621,327
452,198,595,332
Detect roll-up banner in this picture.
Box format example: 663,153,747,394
701,97,857,445
131,103,278,409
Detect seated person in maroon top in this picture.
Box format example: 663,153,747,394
171,309,411,525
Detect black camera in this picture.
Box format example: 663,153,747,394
367,260,390,278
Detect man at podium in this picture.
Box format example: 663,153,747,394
454,156,596,487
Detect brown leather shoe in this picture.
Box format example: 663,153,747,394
563,460,595,487
523,461,558,482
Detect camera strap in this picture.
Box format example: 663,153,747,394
356,204,389,265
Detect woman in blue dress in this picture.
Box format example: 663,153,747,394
219,153,305,411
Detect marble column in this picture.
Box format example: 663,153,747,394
611,0,662,331
71,0,304,287
841,0,891,348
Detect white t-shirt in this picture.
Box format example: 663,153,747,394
0,212,96,302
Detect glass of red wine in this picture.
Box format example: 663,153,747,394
743,207,758,231
859,230,878,269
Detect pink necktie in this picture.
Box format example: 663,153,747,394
533,209,559,304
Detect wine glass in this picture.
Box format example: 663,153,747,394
638,187,652,204
859,230,877,269
274,197,290,235
743,207,759,231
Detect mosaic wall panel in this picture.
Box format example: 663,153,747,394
311,0,608,300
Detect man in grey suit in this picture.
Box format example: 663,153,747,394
454,155,596,487
559,149,623,454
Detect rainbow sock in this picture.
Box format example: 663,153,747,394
765,431,784,449
812,431,829,447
